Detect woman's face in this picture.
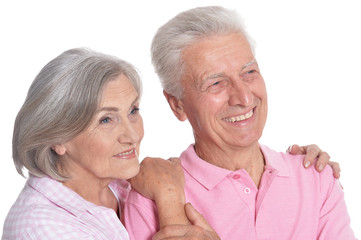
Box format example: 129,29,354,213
56,74,144,181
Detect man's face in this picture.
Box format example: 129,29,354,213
175,33,268,151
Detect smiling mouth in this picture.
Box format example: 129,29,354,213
223,109,254,122
114,148,137,157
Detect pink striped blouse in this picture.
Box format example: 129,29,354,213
2,175,130,240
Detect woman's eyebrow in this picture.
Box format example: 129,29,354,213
98,107,119,113
98,95,140,113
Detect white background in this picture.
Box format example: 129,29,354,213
0,0,360,237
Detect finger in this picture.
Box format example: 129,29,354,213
329,161,341,179
168,157,181,164
152,225,188,240
153,237,184,240
152,225,185,240
314,151,330,172
303,144,320,168
185,203,214,232
287,144,302,154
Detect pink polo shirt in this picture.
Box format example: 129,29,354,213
2,175,131,240
124,144,356,240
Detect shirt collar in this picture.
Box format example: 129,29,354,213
27,175,90,217
180,144,290,190
260,144,290,177
180,144,233,190
27,175,130,217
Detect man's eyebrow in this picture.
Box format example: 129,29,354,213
204,72,226,81
241,59,257,70
200,59,258,84
206,60,257,79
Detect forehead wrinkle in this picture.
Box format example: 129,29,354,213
98,94,139,112
96,85,139,115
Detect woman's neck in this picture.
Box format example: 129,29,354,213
60,164,119,214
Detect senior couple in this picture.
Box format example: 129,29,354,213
3,6,355,240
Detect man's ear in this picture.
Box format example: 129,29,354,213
163,90,188,121
51,144,66,156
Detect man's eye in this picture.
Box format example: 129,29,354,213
242,70,259,82
130,107,140,115
204,79,229,93
100,117,111,124
209,80,225,88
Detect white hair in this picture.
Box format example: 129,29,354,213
151,6,255,99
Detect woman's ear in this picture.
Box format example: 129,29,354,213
163,90,188,121
51,144,66,156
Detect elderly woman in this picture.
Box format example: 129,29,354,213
2,48,144,239
2,48,339,240
2,48,186,239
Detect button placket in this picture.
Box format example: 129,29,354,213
231,173,253,196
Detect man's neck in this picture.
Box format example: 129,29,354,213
194,141,265,187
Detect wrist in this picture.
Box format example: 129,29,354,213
153,182,185,202
154,188,188,228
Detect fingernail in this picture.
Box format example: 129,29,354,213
287,145,293,153
318,164,324,171
305,161,310,168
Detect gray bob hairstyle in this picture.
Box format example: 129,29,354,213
13,48,142,180
151,6,255,99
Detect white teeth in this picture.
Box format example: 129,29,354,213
224,109,253,122
117,148,134,156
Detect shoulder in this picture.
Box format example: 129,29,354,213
261,145,340,212
3,182,76,239
125,189,157,213
124,189,159,238
261,144,334,186
109,179,131,201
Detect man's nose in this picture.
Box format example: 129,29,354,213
228,81,254,107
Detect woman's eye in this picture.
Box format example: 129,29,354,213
100,117,111,124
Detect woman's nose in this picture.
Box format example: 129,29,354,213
117,121,143,144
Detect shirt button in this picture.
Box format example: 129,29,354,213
233,174,241,179
244,187,251,194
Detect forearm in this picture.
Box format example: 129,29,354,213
129,157,189,229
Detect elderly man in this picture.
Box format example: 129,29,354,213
125,6,356,240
